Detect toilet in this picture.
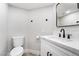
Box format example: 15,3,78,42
10,36,24,56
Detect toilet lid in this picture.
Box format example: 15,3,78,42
10,46,24,56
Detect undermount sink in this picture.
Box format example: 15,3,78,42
46,35,72,42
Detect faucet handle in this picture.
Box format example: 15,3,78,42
59,33,61,37
67,34,72,39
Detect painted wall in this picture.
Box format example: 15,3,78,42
28,5,56,52
8,6,29,50
8,5,57,54
0,3,8,55
8,3,79,55
8,4,57,54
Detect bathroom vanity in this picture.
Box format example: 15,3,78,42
40,35,79,56
40,3,79,56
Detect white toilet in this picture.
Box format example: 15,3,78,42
10,36,24,56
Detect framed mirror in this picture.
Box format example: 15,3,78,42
56,3,79,27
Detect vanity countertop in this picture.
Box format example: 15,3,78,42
40,35,79,55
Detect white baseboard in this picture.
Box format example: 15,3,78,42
24,49,40,56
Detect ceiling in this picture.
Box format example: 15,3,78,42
9,3,54,10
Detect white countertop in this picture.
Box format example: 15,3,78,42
40,35,79,55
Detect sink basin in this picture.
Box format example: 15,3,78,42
46,35,72,42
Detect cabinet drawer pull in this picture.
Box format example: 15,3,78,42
50,54,52,56
47,52,50,56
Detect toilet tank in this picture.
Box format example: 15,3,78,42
12,36,24,47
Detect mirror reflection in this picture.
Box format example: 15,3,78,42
56,3,79,27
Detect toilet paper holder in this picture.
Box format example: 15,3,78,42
36,36,40,40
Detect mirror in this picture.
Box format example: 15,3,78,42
56,3,79,27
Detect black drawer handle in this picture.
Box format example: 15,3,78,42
50,53,52,56
47,52,50,56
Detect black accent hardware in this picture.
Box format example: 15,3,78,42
47,52,53,56
67,34,72,39
59,33,61,37
47,52,49,56
30,20,33,22
50,54,52,56
77,3,79,9
46,19,48,21
76,21,79,23
60,28,65,38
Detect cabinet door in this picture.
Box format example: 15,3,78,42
41,39,50,56
41,39,61,56
41,39,77,56
44,40,67,56
46,39,77,56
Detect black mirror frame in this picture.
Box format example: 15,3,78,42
56,3,79,27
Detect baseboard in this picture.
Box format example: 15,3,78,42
24,49,40,56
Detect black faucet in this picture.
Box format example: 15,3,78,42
60,28,65,38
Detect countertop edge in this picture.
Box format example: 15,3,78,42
40,36,79,55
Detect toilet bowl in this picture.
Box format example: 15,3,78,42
10,36,24,56
10,46,24,56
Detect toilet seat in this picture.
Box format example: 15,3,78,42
10,46,24,56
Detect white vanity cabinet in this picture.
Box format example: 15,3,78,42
41,38,77,56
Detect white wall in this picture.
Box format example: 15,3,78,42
28,5,56,52
0,3,8,55
8,6,29,50
8,4,57,54
8,3,79,55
